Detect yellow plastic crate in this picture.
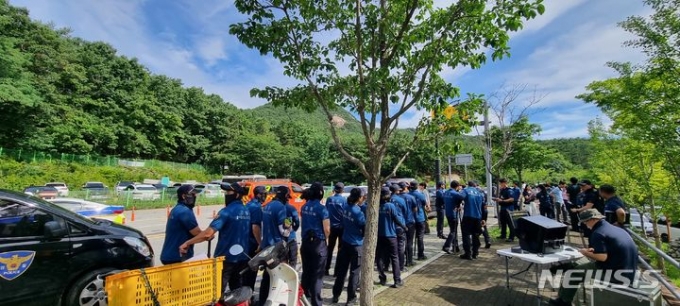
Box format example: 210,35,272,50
106,257,224,306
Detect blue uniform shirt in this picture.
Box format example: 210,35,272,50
325,194,346,229
301,199,329,240
284,202,300,241
261,199,287,249
604,196,625,213
341,203,366,246
462,187,484,219
400,193,417,225
512,187,521,205
391,195,409,226
210,200,251,263
410,190,427,222
245,199,263,248
443,189,464,218
161,202,199,263
499,187,515,211
378,202,400,238
590,220,638,284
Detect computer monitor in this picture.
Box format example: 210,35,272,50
516,215,568,254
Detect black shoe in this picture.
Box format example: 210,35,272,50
346,298,358,306
332,296,339,303
472,253,478,259
454,246,461,253
485,243,491,249
379,276,387,286
548,298,570,306
505,238,514,243
438,234,446,239
442,247,451,254
391,280,403,288
459,254,473,260
417,255,427,260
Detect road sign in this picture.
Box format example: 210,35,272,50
454,154,473,166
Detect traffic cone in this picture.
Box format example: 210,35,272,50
131,206,136,222
166,205,170,218
197,204,201,216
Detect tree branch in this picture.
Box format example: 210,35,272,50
383,0,418,65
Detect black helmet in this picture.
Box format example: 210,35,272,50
253,186,267,195
275,186,290,202
308,182,325,200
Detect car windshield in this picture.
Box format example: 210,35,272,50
117,181,133,186
3,197,97,225
45,183,65,188
85,183,105,188
136,186,156,191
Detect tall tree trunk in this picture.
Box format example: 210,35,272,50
649,196,666,272
359,176,381,306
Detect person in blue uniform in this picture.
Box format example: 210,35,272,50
442,181,463,254
300,182,330,306
536,184,554,219
389,184,408,272
332,188,366,305
179,182,251,294
435,182,446,239
160,185,202,265
377,186,405,288
459,181,484,260
259,186,292,305
409,181,428,260
284,197,301,268
493,178,516,242
325,182,346,276
399,182,418,266
243,186,265,294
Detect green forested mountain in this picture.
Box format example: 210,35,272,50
0,0,593,184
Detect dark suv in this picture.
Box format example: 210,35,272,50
0,189,153,306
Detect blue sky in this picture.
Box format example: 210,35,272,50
10,0,649,139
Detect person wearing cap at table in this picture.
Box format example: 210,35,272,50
242,186,265,297
332,188,366,305
549,209,638,306
258,185,292,305
377,186,405,288
180,182,251,295
409,181,428,260
398,182,418,266
325,182,346,276
160,184,203,265
390,183,408,272
300,182,330,306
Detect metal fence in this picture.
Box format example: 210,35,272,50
0,147,206,172
64,189,224,208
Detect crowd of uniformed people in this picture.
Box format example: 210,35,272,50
157,179,492,306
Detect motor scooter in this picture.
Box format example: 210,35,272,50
217,240,311,306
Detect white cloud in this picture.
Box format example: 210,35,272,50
197,36,227,66
511,0,587,38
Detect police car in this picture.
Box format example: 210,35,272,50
0,189,153,306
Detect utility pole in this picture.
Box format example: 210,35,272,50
435,137,441,184
483,100,493,208
447,155,452,185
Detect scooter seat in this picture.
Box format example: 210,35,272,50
222,287,253,306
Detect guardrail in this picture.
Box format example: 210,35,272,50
625,227,680,300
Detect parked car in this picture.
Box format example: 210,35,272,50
44,182,69,197
122,184,160,201
47,198,126,224
82,181,110,199
340,186,368,199
22,186,59,200
115,181,135,194
194,183,223,199
630,208,655,236
0,189,153,305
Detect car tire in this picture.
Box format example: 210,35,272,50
65,268,119,306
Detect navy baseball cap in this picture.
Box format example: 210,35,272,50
334,182,345,191
220,182,245,194
177,184,202,198
390,184,402,192
398,182,408,189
